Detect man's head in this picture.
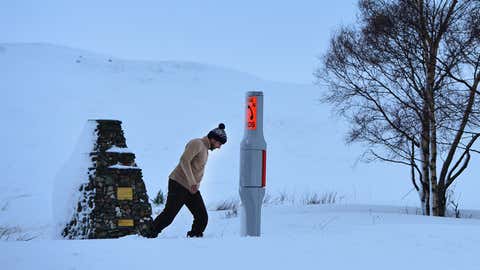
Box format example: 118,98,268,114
207,123,227,151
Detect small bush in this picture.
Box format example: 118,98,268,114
303,192,341,205
215,199,239,211
225,208,238,219
152,190,165,206
0,226,37,241
214,199,239,218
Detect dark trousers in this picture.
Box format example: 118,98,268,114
151,179,208,237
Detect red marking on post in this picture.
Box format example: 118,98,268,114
262,150,266,187
247,96,257,130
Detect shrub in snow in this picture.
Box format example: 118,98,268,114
215,199,239,211
225,208,238,219
214,199,239,219
0,226,37,241
303,192,342,205
152,190,165,206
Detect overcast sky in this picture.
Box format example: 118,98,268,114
1,0,358,83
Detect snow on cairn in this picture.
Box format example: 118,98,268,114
52,120,152,239
52,120,96,239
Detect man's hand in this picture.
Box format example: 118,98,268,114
190,184,199,194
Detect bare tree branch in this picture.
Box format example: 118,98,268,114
317,0,480,216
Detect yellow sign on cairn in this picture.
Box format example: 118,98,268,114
118,219,134,227
117,187,133,200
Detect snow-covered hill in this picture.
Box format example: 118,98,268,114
1,42,480,269
0,42,479,234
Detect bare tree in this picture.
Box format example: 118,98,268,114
316,0,480,216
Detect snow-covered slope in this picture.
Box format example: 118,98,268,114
1,43,480,270
3,203,480,270
0,43,478,235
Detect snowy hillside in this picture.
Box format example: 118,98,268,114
1,43,479,226
0,43,407,218
1,43,480,269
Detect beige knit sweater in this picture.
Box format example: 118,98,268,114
169,137,210,190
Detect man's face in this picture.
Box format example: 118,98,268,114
209,138,222,151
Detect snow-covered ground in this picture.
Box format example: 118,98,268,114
1,43,480,269
3,203,480,269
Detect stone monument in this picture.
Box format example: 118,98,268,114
62,119,152,239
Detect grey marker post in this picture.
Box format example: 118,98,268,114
239,91,266,237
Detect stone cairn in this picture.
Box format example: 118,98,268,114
63,120,152,239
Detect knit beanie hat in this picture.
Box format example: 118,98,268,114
207,123,227,144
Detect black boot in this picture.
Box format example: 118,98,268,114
143,229,159,238
186,231,203,238
141,219,160,238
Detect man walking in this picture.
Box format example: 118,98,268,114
146,123,227,238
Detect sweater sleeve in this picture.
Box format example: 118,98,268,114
179,140,202,186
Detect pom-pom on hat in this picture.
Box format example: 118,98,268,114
208,123,227,144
